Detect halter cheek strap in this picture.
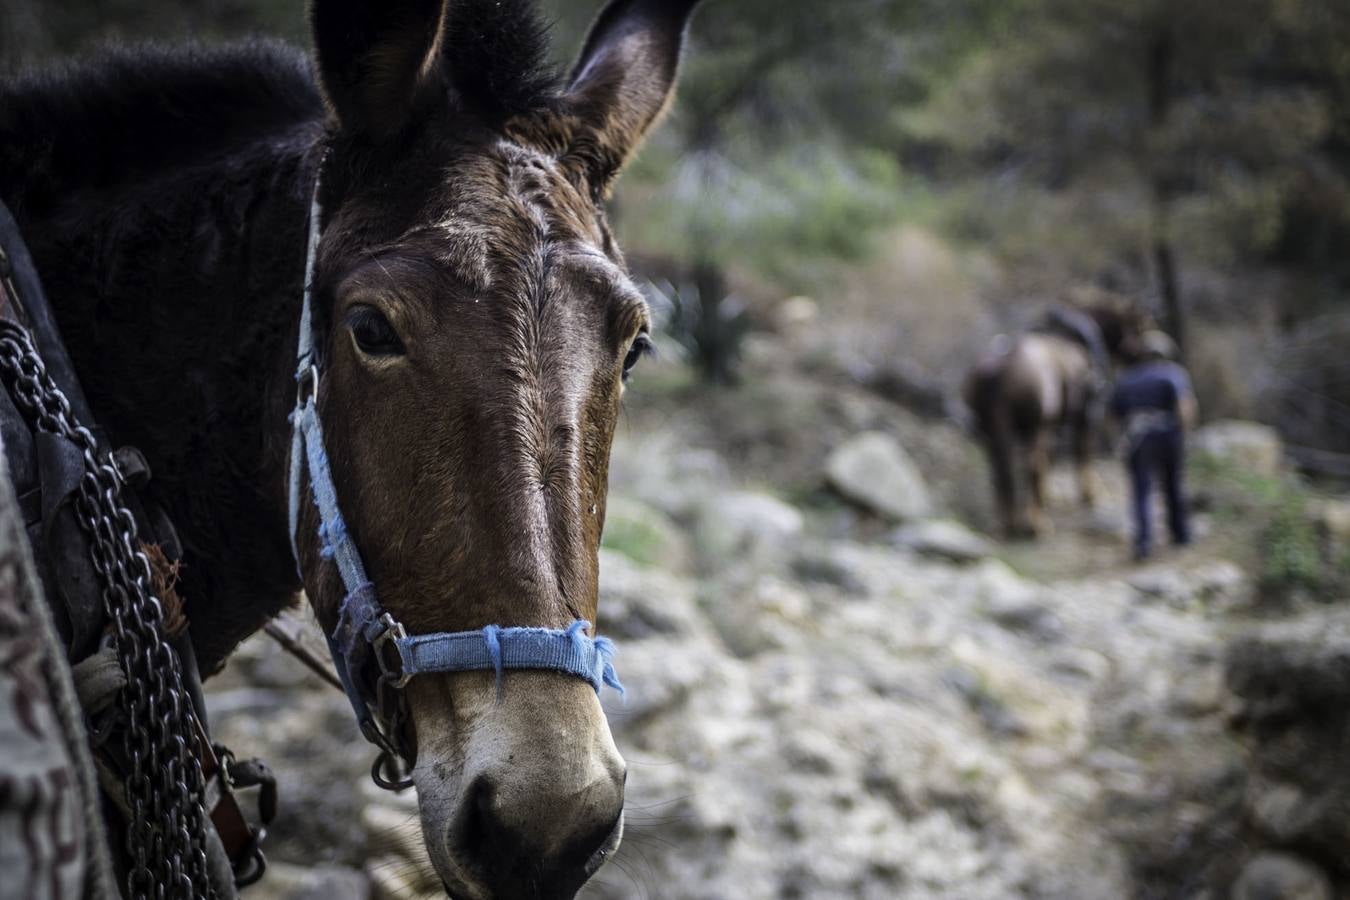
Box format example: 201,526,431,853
286,163,622,774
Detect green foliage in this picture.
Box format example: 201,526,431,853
1259,494,1324,595
2,0,305,68
622,143,902,285
13,0,1350,384
1191,452,1345,600
599,514,668,569
907,0,1350,276
548,0,920,289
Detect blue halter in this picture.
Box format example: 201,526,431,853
286,169,622,781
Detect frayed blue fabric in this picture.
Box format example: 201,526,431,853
328,584,622,697
333,582,382,660
397,620,624,696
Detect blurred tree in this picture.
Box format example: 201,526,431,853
544,0,921,382
0,0,304,70
908,0,1350,362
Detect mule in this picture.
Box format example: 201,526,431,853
0,0,703,895
963,303,1146,538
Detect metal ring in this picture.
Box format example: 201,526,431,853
232,834,268,888
295,364,319,404
371,751,415,792
372,613,412,689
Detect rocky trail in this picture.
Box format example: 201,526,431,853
212,353,1350,900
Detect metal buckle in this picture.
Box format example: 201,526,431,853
371,749,415,792
295,363,319,404
372,612,411,690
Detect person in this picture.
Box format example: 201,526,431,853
1110,331,1197,560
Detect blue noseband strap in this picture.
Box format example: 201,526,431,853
330,579,622,694
285,163,622,760
402,621,620,689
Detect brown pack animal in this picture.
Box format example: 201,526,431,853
0,0,703,895
963,304,1146,538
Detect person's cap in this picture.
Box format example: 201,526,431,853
1139,330,1179,361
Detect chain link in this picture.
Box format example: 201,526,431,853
0,321,215,899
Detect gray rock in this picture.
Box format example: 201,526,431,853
1227,630,1350,856
692,489,804,570
1193,420,1283,476
701,574,813,658
1127,568,1191,604
1232,852,1333,900
825,431,932,521
1190,560,1253,610
985,599,1064,643
246,862,369,900
892,519,994,563
1315,496,1350,551
597,549,706,640
600,495,691,572
610,433,731,521
791,547,869,594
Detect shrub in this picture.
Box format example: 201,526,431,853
1259,495,1324,596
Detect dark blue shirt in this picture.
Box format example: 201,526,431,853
1111,361,1192,419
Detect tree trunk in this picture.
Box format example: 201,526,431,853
1153,239,1185,360
1147,26,1187,364
692,261,737,384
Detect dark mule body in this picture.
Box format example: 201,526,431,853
1,43,322,668
0,1,703,895
963,304,1145,537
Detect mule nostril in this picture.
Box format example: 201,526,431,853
449,771,625,895
471,777,495,821
562,809,625,878
456,775,502,855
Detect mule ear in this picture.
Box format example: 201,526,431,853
310,0,446,138
564,0,702,191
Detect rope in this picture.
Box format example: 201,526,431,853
261,619,344,692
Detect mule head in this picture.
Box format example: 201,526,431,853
294,1,700,895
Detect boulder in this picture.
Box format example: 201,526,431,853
1127,568,1191,605
825,431,932,521
692,490,804,571
597,549,707,641
892,519,993,563
247,863,370,900
1193,420,1283,476
773,295,819,334
1231,852,1333,900
702,574,813,658
1226,630,1350,861
1314,497,1350,552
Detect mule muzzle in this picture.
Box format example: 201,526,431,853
448,770,625,897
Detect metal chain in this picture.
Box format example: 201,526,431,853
0,321,214,899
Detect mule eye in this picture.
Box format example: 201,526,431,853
347,305,404,356
622,334,652,381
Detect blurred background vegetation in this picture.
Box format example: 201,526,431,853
4,0,1350,450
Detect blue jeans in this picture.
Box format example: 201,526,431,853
1128,427,1190,557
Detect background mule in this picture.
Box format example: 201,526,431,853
0,0,703,895
963,303,1148,538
